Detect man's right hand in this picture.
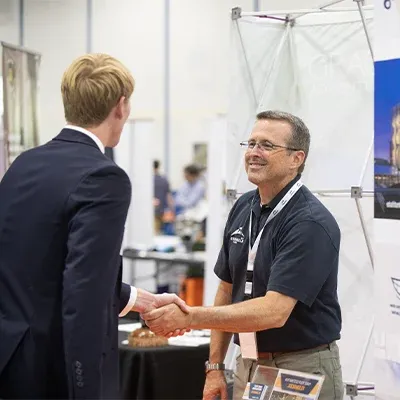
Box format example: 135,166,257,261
133,289,190,337
203,370,228,400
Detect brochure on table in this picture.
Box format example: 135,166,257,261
242,365,324,400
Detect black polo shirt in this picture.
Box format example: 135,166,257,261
214,175,342,352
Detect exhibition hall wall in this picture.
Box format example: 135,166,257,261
0,0,372,187
2,0,399,398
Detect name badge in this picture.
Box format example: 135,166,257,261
239,332,258,360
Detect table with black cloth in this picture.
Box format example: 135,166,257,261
118,322,209,399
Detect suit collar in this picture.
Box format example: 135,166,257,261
64,125,105,153
52,128,104,153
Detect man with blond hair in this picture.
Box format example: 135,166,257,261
0,54,187,399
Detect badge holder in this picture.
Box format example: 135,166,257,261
240,256,258,360
239,332,258,360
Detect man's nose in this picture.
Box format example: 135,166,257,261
248,143,263,154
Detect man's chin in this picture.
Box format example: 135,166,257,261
247,174,261,186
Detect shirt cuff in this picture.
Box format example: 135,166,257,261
119,286,137,317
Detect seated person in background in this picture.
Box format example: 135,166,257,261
175,164,205,213
153,160,174,234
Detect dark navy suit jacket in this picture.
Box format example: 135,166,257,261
0,128,132,399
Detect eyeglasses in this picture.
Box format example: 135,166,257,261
240,140,300,152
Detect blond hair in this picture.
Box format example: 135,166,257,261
61,53,135,127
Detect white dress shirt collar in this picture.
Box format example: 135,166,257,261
65,124,105,154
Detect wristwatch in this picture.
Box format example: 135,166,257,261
205,361,225,373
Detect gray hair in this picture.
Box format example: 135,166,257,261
256,110,310,173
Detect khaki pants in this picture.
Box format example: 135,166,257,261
233,342,344,400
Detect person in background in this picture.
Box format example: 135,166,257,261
175,164,206,213
142,111,344,400
0,53,187,400
153,159,174,234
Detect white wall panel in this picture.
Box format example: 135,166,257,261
0,0,20,76
92,0,165,171
10,0,374,186
24,0,86,144
168,0,253,187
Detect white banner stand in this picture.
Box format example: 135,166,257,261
224,2,376,397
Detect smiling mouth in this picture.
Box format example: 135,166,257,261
249,162,266,168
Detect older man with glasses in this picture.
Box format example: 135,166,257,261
142,110,344,400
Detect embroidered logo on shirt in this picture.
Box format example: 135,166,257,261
230,227,245,244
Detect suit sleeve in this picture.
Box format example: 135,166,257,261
119,282,131,313
118,256,132,314
62,165,131,399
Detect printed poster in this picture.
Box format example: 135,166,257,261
374,58,400,219
374,0,400,397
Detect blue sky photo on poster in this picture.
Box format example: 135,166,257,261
374,58,400,219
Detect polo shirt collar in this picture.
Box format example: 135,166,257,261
251,174,301,216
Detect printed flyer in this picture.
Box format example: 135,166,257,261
243,366,324,400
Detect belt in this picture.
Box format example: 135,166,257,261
257,343,331,360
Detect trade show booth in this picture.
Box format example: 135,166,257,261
205,2,376,398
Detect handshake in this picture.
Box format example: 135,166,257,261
132,288,193,337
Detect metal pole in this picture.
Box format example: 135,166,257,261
359,139,373,188
256,26,290,107
317,193,374,198
234,20,258,111
241,6,373,16
348,318,375,397
19,0,24,47
312,189,374,194
86,0,93,52
288,26,300,108
355,197,374,270
291,0,345,21
319,0,345,8
164,0,171,177
229,189,374,200
253,0,260,12
355,0,374,62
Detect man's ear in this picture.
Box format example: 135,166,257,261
292,150,305,171
115,96,126,119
